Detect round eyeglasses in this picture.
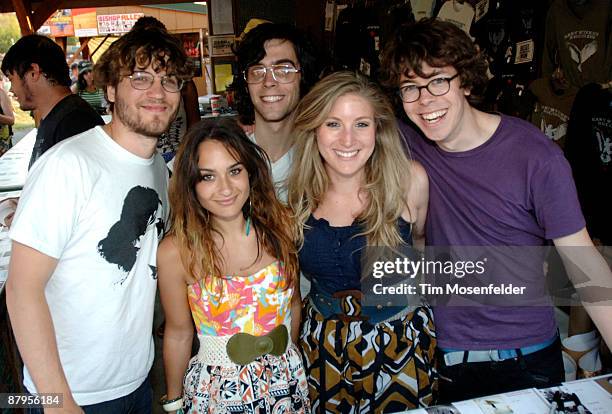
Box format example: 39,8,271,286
398,74,459,103
243,64,301,84
127,71,184,93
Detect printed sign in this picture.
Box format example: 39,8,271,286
73,8,98,37
97,13,144,35
209,35,234,57
514,39,535,64
47,9,75,37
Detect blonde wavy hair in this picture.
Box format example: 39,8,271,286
287,71,413,248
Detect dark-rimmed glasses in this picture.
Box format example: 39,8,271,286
398,74,459,103
243,64,301,84
126,71,184,93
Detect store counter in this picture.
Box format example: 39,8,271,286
402,373,612,414
0,128,36,192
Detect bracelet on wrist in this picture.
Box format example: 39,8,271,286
160,394,183,412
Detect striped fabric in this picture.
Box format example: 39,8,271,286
79,89,106,114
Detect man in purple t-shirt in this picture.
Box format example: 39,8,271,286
381,18,612,403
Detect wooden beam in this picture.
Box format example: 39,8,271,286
10,0,34,35
30,0,62,32
67,37,91,64
89,34,110,59
2,0,196,15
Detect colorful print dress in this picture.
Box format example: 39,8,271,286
183,261,311,413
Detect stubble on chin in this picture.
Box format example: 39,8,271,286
115,99,177,138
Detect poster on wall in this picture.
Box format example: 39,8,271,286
181,33,203,77
209,0,233,34
97,13,144,35
73,8,99,37
214,62,233,93
209,35,234,57
46,10,75,37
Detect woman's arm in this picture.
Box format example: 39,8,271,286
158,236,194,404
290,281,302,344
404,160,429,252
0,89,15,126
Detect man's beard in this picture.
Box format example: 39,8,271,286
114,93,178,138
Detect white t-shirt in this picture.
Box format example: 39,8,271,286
247,132,294,203
10,126,169,405
246,132,311,296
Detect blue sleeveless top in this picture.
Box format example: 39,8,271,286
299,214,413,296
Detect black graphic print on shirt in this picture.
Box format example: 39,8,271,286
97,186,164,283
593,117,612,164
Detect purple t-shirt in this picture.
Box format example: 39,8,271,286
399,114,585,350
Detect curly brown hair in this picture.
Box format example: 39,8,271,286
94,26,192,110
380,18,488,96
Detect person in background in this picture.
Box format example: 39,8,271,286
6,25,191,413
72,61,107,115
158,118,309,413
381,18,612,403
0,86,15,156
0,35,104,228
287,71,435,413
70,61,79,86
1,35,103,168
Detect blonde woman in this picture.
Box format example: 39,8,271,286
287,71,435,413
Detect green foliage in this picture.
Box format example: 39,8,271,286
0,13,21,54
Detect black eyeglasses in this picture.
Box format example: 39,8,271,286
126,71,184,93
243,64,301,84
398,74,459,103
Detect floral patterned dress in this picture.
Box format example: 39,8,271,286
182,261,310,413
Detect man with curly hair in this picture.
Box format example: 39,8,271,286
381,18,612,402
6,26,191,413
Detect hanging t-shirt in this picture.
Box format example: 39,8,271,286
437,0,476,34
10,126,169,405
334,5,384,77
529,77,579,148
411,0,436,20
565,83,612,244
542,0,612,88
